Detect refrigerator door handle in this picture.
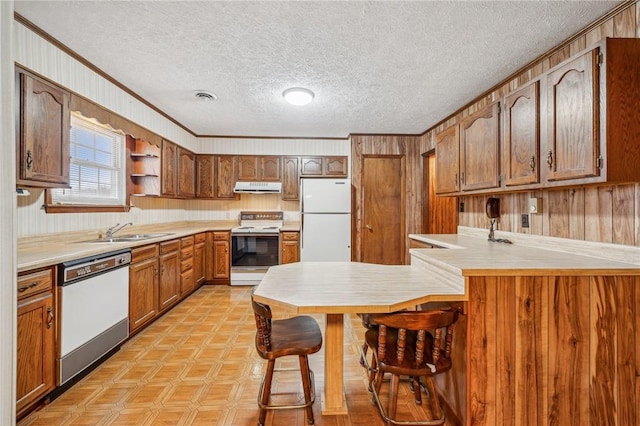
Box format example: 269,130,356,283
300,215,304,248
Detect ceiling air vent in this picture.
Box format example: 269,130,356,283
193,90,217,102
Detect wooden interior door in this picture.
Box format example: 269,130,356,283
361,156,404,265
424,153,458,234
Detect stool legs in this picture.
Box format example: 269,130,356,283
258,359,276,426
299,355,315,425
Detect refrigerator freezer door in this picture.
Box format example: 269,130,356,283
301,213,351,261
301,179,351,213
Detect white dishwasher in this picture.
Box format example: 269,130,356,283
58,249,131,385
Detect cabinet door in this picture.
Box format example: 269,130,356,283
213,240,230,280
460,102,500,191
18,72,70,187
281,156,300,200
177,147,195,198
216,155,237,198
324,156,348,177
546,48,599,181
194,239,206,286
159,249,180,311
504,82,540,186
237,156,259,180
195,155,215,198
281,232,300,264
161,140,178,196
16,292,55,416
129,256,158,333
435,125,460,194
261,156,281,181
300,157,323,176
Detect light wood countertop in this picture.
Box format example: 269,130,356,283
409,228,640,276
253,261,466,314
18,221,236,272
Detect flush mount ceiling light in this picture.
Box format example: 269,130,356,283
193,90,217,102
282,87,314,106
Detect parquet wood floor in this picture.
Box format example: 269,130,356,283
19,285,452,426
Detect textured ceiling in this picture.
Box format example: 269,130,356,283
14,1,621,138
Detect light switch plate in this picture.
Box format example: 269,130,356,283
528,197,541,214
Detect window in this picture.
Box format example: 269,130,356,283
50,113,126,207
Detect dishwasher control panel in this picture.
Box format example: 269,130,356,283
60,249,131,285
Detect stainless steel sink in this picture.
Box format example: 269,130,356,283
82,232,174,243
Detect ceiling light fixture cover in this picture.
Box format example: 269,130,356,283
283,87,314,106
193,90,217,101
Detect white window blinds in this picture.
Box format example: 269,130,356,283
51,113,125,206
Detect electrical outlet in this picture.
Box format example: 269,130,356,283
521,213,530,228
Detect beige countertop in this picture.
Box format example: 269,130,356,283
253,261,466,314
18,220,301,273
409,230,640,276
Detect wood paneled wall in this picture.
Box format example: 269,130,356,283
351,134,429,263
453,3,640,246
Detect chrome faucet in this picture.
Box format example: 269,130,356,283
105,222,133,239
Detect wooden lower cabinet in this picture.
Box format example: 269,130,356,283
453,274,640,426
159,240,180,311
180,235,195,296
280,231,299,264
194,233,206,286
16,267,56,419
211,231,230,282
129,244,159,334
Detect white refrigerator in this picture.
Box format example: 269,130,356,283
300,178,352,261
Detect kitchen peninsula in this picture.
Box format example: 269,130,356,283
253,227,640,425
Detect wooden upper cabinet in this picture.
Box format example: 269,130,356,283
324,156,348,176
16,70,70,188
161,139,178,196
177,147,195,198
216,155,237,199
435,124,460,194
128,136,161,197
503,81,540,186
195,155,215,198
300,156,348,177
459,102,500,191
281,156,300,200
237,156,281,181
545,48,599,182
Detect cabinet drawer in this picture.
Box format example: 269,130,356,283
180,235,194,248
181,256,193,272
281,232,299,241
181,245,194,261
17,268,53,300
131,244,159,263
194,233,206,244
213,231,230,240
160,239,180,254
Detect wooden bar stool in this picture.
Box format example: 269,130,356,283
365,308,459,425
251,294,323,426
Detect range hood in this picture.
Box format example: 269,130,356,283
233,181,282,194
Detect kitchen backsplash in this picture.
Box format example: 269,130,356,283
16,189,300,237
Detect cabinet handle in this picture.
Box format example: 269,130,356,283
547,150,553,169
365,224,373,232
154,267,158,278
530,156,536,172
46,307,54,329
26,150,33,170
161,264,165,274
18,282,39,292
454,173,458,186
461,172,465,184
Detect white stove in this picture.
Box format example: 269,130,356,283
231,211,283,235
230,211,283,285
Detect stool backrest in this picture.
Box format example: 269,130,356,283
252,295,273,353
370,309,459,371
